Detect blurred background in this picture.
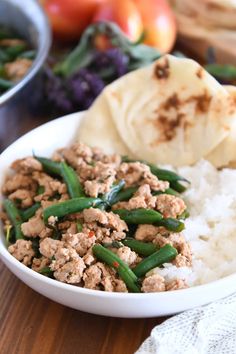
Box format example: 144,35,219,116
1,0,236,151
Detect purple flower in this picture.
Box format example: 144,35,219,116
44,67,74,113
92,48,129,78
67,69,105,110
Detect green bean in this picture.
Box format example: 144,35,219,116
169,181,187,193
37,185,45,195
103,241,123,249
76,221,83,232
114,208,163,224
19,50,36,60
3,199,23,240
43,197,102,222
60,161,85,198
111,186,139,205
132,244,178,277
5,43,27,60
122,156,189,184
0,78,13,90
156,218,185,232
35,156,61,176
96,203,107,210
0,64,5,77
5,225,12,244
0,49,10,63
0,28,13,40
205,63,236,80
92,244,140,293
178,209,190,220
122,238,158,256
39,266,54,277
31,237,40,257
149,164,189,184
102,180,125,205
153,187,179,196
20,202,41,222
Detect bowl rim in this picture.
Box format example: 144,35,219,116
0,0,51,105
1,112,236,301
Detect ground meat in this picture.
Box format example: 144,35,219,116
173,254,191,267
9,189,35,208
82,222,110,241
32,172,67,200
152,232,192,267
3,140,190,294
58,221,77,235
50,245,79,270
113,184,157,210
11,157,42,174
152,234,171,248
130,184,156,208
0,211,8,222
4,58,32,81
83,162,116,197
39,238,62,259
117,162,169,191
21,210,46,238
53,258,86,284
167,233,192,266
40,200,55,209
83,208,128,232
83,262,127,292
135,224,160,241
60,143,93,168
2,174,37,194
0,39,26,47
99,153,121,168
8,239,35,266
114,279,128,293
141,274,165,293
32,256,50,272
166,279,188,291
116,246,138,266
102,274,117,292
39,228,54,239
83,262,103,290
82,221,125,244
62,232,96,257
82,247,96,266
156,194,186,218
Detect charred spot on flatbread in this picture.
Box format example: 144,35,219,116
154,57,170,79
196,67,203,79
151,112,186,144
187,90,212,114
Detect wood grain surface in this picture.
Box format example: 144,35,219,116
0,261,167,354
0,104,167,354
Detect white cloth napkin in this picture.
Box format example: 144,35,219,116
136,293,236,354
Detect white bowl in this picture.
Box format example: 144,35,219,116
1,112,236,318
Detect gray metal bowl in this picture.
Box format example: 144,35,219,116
0,0,51,151
0,0,51,105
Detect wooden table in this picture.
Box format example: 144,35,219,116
0,109,167,354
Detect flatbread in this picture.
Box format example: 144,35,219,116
78,93,130,155
103,55,234,166
206,85,236,167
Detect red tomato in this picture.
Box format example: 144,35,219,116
134,0,177,53
43,0,104,40
93,0,143,42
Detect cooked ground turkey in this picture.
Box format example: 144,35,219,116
1,142,191,292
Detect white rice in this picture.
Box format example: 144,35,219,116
151,159,236,286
